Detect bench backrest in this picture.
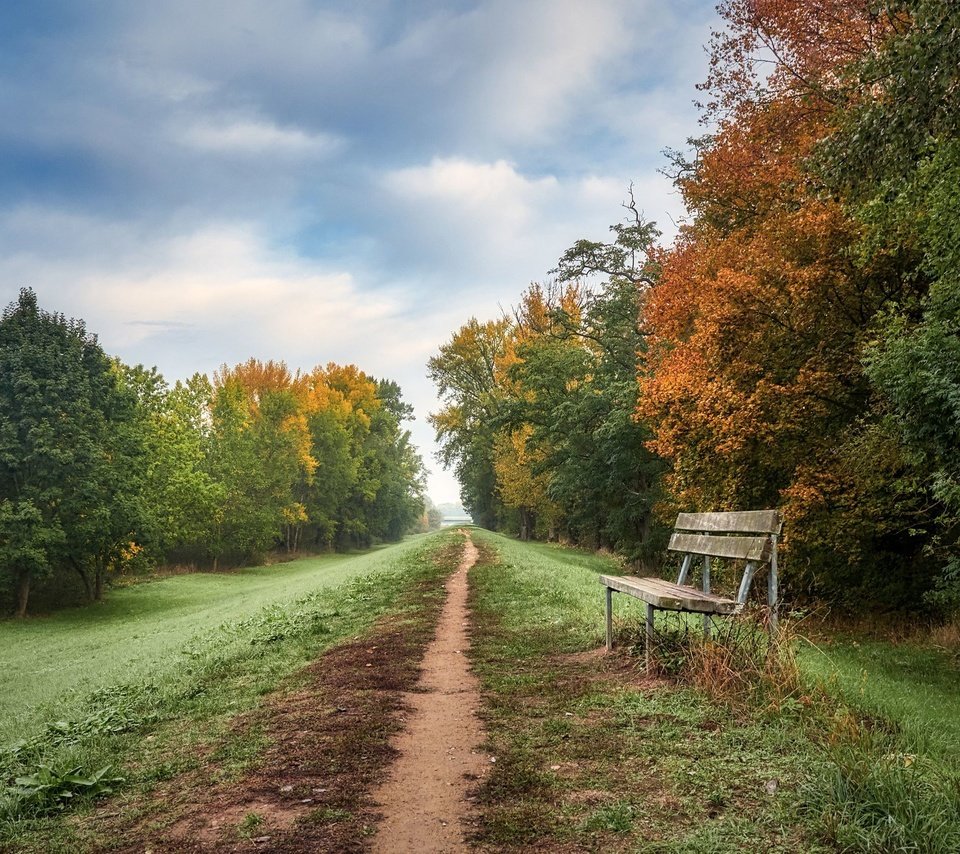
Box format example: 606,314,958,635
668,510,782,563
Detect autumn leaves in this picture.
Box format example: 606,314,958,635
430,1,960,613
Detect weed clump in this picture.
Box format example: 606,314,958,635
631,610,805,710
805,722,960,853
1,763,123,819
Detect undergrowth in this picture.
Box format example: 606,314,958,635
642,610,960,851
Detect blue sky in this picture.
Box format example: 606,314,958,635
0,0,719,503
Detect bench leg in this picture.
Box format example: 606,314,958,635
702,555,712,640
768,534,779,635
645,604,655,673
605,586,614,651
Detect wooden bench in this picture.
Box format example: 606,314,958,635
601,510,782,670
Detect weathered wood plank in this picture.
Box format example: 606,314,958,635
667,531,771,561
599,575,739,615
674,510,781,534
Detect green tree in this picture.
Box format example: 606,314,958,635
118,366,223,566
817,0,960,609
428,318,512,529
0,289,146,614
504,206,666,560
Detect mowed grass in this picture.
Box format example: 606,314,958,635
0,531,461,848
0,538,430,745
799,633,960,766
467,530,827,852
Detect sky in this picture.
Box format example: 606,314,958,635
0,0,720,505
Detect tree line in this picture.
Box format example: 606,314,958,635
429,0,960,615
0,289,427,617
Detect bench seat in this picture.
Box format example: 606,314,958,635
601,509,782,670
599,575,738,615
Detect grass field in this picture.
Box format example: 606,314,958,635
0,532,459,847
0,538,430,746
467,530,960,852
2,528,958,851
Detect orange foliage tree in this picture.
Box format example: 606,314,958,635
640,0,935,606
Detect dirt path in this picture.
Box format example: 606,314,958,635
94,538,467,854
370,531,489,853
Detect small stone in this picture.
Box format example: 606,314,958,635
550,765,561,771
765,778,779,794
280,785,294,792
253,837,271,844
489,757,497,763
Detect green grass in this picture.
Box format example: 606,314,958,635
797,632,960,852
0,531,458,848
466,532,960,851
799,633,960,765
467,530,826,852
0,537,429,746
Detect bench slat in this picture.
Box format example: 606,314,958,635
675,510,781,534
600,575,739,615
667,531,771,561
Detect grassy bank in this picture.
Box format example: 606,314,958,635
0,531,458,850
0,537,429,745
800,633,960,766
467,530,826,852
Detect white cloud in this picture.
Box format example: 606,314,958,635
179,116,344,156
379,156,684,291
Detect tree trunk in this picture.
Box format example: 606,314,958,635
70,557,94,602
94,561,105,601
15,571,30,618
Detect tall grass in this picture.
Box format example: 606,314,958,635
799,633,960,851
632,610,804,710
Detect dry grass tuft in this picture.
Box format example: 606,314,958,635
930,617,960,651
631,610,806,709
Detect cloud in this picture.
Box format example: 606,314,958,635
376,156,683,298
0,0,722,503
179,116,344,157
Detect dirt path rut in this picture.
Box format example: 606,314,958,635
370,531,488,853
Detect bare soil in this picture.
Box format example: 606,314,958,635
370,533,489,853
93,533,491,853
